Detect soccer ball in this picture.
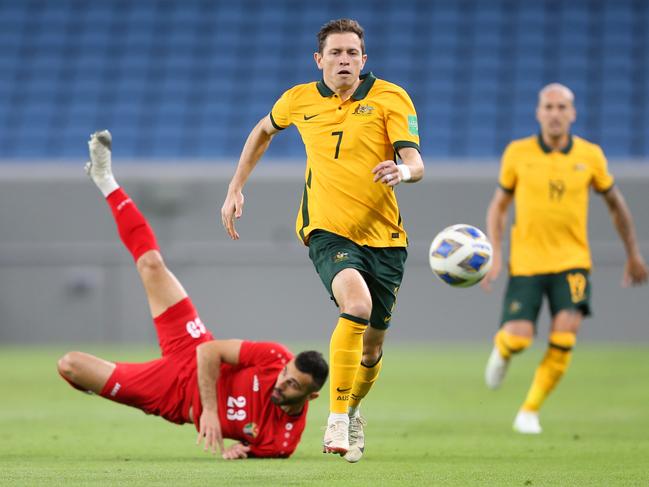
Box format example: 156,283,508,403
428,224,493,288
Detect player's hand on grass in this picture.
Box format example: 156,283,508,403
221,189,244,240
480,251,502,292
197,409,224,456
622,253,649,287
222,443,251,460
372,160,400,187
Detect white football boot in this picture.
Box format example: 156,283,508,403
513,410,542,434
343,413,366,463
85,129,113,181
323,420,349,455
485,346,510,390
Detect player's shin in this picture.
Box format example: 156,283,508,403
521,331,576,411
106,189,160,262
348,353,382,416
329,314,368,416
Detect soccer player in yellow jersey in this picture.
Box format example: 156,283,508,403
481,83,648,434
220,19,424,461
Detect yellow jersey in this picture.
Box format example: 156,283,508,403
270,72,420,247
499,134,614,275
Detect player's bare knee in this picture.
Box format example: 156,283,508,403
57,351,81,379
136,250,166,276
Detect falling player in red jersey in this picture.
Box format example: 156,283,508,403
57,130,328,460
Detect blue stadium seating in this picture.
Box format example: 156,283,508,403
0,0,647,160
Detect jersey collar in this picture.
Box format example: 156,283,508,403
316,72,377,100
537,133,574,154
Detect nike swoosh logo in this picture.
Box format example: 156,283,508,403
336,387,352,393
304,114,319,120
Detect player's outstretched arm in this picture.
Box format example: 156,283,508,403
221,115,281,240
196,339,243,458
372,147,424,187
601,186,649,287
480,187,513,292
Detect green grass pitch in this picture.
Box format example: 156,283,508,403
1,344,648,486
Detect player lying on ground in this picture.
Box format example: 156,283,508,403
57,130,328,459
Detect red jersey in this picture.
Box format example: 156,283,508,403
190,341,308,458
97,299,308,458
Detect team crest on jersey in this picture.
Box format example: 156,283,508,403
333,251,349,263
243,422,259,438
352,104,375,116
573,163,586,171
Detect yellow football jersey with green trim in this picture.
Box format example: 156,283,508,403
270,72,420,247
499,134,614,275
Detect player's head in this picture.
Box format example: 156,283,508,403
536,83,576,139
314,19,367,91
271,350,328,406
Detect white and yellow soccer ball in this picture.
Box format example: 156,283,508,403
428,224,493,288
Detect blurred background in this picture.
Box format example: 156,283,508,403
1,0,647,345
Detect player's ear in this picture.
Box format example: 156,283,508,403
314,52,323,70
307,391,320,401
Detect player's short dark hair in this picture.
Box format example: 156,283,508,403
295,350,328,391
317,18,365,54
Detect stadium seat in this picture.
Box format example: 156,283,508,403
0,0,647,159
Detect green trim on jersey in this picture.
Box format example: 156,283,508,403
269,112,286,130
298,169,312,241
315,72,377,100
537,133,574,154
393,140,420,154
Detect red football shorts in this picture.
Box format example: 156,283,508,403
99,297,213,424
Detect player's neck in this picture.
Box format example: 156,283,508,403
325,77,362,102
541,132,570,152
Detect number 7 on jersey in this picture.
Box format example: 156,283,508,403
331,131,343,159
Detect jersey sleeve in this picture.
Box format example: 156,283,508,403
269,89,293,130
590,145,615,193
385,88,420,154
498,142,518,193
237,341,293,368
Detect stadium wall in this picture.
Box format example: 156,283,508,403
1,162,648,344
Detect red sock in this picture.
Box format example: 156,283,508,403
106,188,159,261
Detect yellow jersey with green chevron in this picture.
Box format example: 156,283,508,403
270,72,420,247
499,134,614,276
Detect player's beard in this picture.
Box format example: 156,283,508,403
270,388,302,406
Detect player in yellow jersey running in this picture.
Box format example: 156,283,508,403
481,83,648,434
220,19,424,461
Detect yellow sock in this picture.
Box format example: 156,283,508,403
348,354,383,412
329,313,368,414
494,329,533,359
521,331,576,412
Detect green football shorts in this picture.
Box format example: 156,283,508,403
500,268,592,327
307,230,407,330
